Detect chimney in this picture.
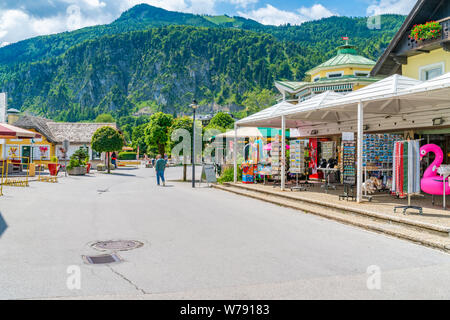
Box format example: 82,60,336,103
0,93,7,123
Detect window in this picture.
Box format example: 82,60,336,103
313,76,320,82
420,62,444,81
327,71,343,79
354,71,369,77
92,150,101,160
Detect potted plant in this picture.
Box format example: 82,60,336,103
48,156,60,176
67,147,88,176
96,163,106,172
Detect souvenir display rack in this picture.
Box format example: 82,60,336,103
339,140,356,201
289,139,307,191
342,141,356,185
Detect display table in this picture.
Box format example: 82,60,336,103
318,168,339,193
438,165,450,210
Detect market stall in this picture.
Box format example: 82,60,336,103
235,73,450,209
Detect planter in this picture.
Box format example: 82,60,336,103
97,164,106,172
47,163,60,176
68,166,86,176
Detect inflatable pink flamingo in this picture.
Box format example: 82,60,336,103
420,144,450,195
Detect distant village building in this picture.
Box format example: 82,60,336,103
4,113,116,167
275,44,382,103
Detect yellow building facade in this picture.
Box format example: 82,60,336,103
402,48,450,80
1,128,56,164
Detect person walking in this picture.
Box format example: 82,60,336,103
111,152,117,169
155,154,167,186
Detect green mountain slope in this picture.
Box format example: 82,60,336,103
0,5,406,122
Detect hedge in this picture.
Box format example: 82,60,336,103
118,152,137,160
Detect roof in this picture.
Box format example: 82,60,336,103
307,45,376,75
275,76,381,95
47,122,117,144
14,115,116,144
14,115,57,143
371,0,446,76
237,74,425,128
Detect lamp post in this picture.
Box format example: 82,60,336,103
190,100,198,188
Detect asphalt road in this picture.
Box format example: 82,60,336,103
0,166,449,300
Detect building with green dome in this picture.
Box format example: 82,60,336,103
275,44,383,103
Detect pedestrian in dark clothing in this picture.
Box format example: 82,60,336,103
111,152,117,168
155,154,167,186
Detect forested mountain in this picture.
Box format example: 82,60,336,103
0,4,405,121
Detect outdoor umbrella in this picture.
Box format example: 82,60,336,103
0,123,41,139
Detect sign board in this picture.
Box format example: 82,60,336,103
63,140,70,152
0,93,6,123
201,164,217,184
342,132,355,141
0,213,7,238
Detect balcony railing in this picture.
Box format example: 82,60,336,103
407,17,450,52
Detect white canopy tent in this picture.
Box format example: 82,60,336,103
215,127,264,139
233,73,450,202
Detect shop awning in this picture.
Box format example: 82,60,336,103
215,127,264,139
237,91,344,128
0,123,41,139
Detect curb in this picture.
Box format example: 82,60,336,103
222,183,450,236
213,184,450,254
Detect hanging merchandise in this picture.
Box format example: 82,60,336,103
290,140,306,174
342,140,356,185
392,140,422,214
241,161,255,184
271,135,282,175
309,138,321,180
321,141,336,161
363,134,403,169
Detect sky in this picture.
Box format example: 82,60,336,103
0,0,416,47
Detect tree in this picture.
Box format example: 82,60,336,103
95,113,115,123
91,126,124,173
206,112,235,131
242,89,277,116
145,112,173,156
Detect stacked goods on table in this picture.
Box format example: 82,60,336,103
363,134,403,169
271,135,282,175
342,141,356,185
321,141,336,161
290,140,306,174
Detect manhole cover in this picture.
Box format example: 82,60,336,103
91,240,144,252
82,254,122,265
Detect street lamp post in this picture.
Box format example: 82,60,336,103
190,100,198,188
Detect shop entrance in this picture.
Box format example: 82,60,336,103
21,146,31,169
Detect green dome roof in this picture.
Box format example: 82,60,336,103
307,45,376,75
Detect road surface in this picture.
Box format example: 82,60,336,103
0,167,449,299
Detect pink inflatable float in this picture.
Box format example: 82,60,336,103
420,144,450,195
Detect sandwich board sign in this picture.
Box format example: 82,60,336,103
201,164,217,186
0,213,7,238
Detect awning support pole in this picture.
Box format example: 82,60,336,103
281,115,286,191
233,123,238,183
357,101,363,203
